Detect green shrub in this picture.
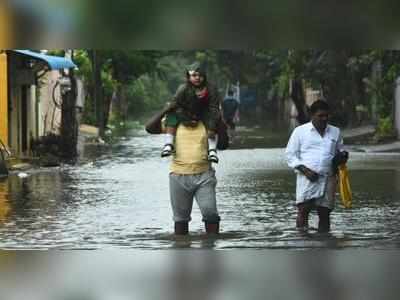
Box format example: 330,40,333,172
376,116,396,140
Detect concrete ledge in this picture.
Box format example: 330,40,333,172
79,124,99,137
342,125,375,139
8,162,32,171
347,141,400,153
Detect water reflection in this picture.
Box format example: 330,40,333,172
0,179,11,223
165,252,224,300
1,251,400,300
0,127,399,249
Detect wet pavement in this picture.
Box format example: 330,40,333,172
0,126,400,249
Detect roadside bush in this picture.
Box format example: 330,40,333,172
376,116,396,141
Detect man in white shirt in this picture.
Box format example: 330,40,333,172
285,100,348,232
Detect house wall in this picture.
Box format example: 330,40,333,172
38,70,63,136
0,52,8,147
8,76,20,154
0,3,12,47
8,52,36,156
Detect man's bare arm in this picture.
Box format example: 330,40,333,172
145,103,176,134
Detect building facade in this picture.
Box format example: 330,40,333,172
0,50,76,158
0,51,8,147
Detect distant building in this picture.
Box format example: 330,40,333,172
305,88,323,106
0,50,76,158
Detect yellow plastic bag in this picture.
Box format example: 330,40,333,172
338,164,352,208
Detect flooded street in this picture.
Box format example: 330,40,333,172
1,127,400,250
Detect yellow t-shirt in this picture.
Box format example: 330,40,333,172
170,122,210,174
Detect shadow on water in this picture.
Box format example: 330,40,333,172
0,126,399,249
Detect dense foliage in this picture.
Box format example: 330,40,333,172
70,50,400,136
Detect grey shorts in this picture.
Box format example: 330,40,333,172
169,169,220,223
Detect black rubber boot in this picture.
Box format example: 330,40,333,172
174,222,189,235
317,207,331,233
205,222,220,234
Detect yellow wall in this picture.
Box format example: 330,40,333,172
0,52,8,146
0,3,12,47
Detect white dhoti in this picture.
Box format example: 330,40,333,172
296,173,337,210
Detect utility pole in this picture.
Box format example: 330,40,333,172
91,50,104,138
61,50,78,161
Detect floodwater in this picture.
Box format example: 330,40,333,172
0,126,400,250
